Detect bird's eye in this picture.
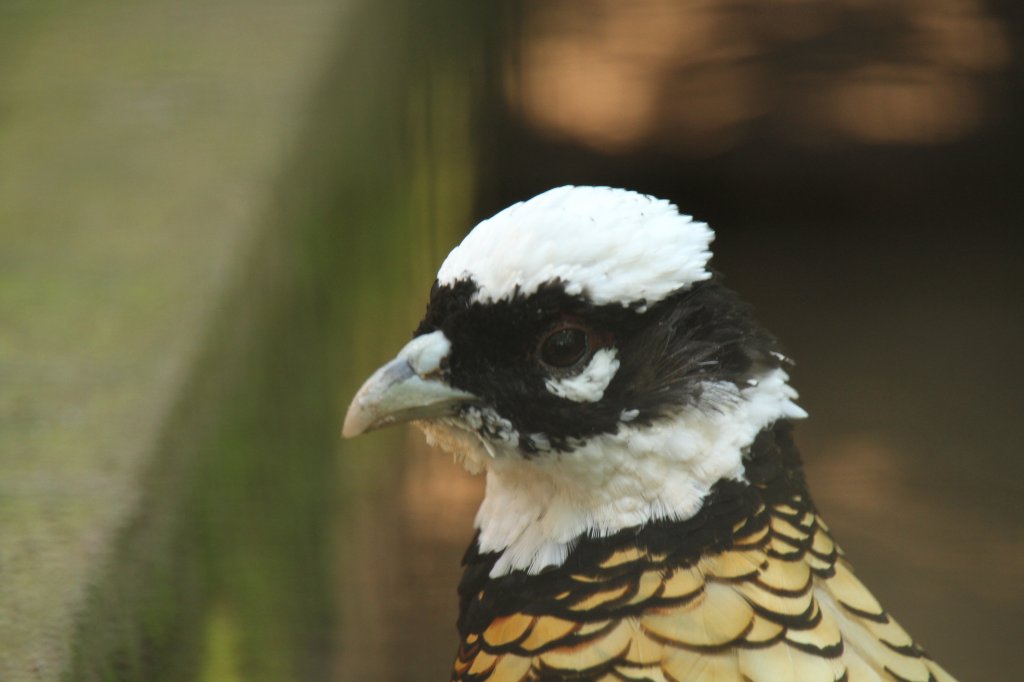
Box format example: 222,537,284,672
539,326,589,368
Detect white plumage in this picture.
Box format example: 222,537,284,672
437,186,714,307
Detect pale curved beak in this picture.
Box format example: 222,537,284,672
342,331,475,438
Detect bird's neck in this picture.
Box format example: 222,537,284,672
457,420,811,638
473,368,806,577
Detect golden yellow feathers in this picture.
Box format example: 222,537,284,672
452,495,956,682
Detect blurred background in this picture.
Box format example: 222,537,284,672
1,0,1021,680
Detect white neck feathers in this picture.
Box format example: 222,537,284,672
461,368,805,577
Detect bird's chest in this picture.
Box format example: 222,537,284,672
451,495,941,682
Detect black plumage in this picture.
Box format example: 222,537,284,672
416,276,781,451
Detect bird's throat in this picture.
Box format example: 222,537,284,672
466,368,806,576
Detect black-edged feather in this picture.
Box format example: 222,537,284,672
455,420,809,638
